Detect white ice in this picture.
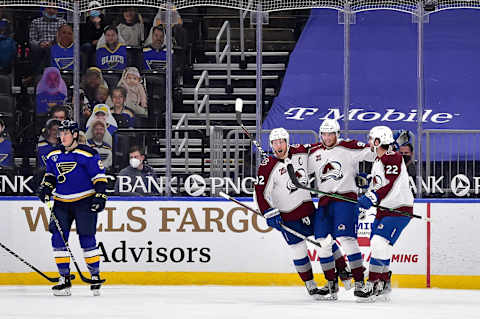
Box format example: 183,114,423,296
0,286,478,319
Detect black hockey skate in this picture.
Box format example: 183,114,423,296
315,279,339,300
354,281,376,303
52,275,72,296
376,271,392,301
91,274,102,296
337,267,353,291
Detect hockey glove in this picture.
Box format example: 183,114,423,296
37,177,55,203
90,193,107,213
264,208,283,231
357,191,378,210
355,173,371,189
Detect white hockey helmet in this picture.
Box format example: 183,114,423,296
369,126,394,148
319,118,340,136
269,127,289,148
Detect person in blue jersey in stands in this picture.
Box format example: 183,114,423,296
0,119,13,168
37,120,107,296
36,67,67,115
50,24,74,71
143,26,167,72
96,25,127,71
37,118,61,168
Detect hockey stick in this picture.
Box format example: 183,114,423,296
286,164,430,222
0,241,75,283
219,191,322,248
235,98,269,159
46,199,106,284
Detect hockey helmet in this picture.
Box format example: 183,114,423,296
269,128,289,147
319,119,340,136
369,126,394,148
58,120,80,137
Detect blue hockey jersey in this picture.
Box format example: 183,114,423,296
45,144,107,202
0,139,13,168
96,43,127,71
142,46,166,71
51,43,74,70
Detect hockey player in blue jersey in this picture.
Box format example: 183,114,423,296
37,120,107,296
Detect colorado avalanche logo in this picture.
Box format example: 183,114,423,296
372,174,383,191
319,161,343,183
287,168,308,193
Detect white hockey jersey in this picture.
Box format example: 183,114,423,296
308,139,376,206
254,145,315,222
370,151,414,219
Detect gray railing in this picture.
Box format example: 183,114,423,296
193,70,210,135
215,20,232,91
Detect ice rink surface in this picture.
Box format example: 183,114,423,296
0,285,478,319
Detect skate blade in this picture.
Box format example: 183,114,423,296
341,279,353,291
53,289,71,296
313,294,338,301
375,294,391,302
355,295,376,303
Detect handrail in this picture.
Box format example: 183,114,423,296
239,0,254,68
215,20,232,90
193,70,210,135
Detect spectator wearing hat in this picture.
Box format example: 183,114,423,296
87,119,112,170
86,103,118,139
36,67,67,115
81,2,107,66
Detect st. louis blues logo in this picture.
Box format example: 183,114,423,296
146,59,166,71
319,161,343,183
287,168,308,193
54,57,74,70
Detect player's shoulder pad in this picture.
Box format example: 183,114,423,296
289,144,308,155
73,144,99,158
257,156,277,175
46,149,62,159
308,142,325,154
338,139,367,150
380,150,402,166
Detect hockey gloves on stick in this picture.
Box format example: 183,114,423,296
264,208,283,231
357,191,378,210
355,173,371,189
90,193,107,213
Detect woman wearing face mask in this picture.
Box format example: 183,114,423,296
114,145,157,195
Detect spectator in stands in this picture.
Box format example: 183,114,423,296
399,143,416,178
81,67,108,106
37,118,60,167
81,2,106,67
78,131,88,145
36,67,67,115
142,26,167,72
117,67,147,116
116,7,144,47
50,24,73,71
87,119,112,170
96,25,127,71
50,105,68,121
86,103,118,141
0,19,16,74
150,7,185,49
29,5,66,76
0,119,13,168
115,145,157,196
94,85,109,106
110,87,135,128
